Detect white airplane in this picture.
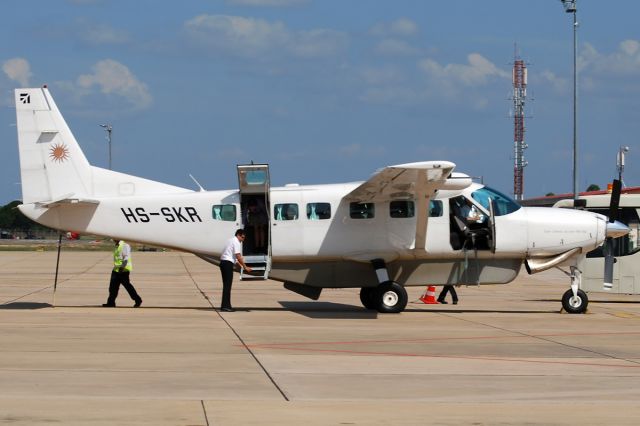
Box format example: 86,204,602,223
13,87,630,313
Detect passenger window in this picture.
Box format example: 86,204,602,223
307,203,331,220
429,200,443,217
350,202,375,219
212,204,236,221
390,201,414,218
274,203,298,221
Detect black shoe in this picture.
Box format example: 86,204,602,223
453,301,458,305
221,307,235,312
102,303,115,307
438,300,448,304
134,299,142,308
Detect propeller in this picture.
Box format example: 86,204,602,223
603,179,622,290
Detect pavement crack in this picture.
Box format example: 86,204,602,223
179,254,290,402
200,400,210,426
2,252,108,305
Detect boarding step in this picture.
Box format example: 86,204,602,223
240,255,271,280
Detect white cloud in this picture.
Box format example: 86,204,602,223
361,54,507,109
370,18,419,37
419,53,509,86
375,39,420,56
580,40,640,75
184,15,347,58
76,60,152,109
185,15,288,55
2,58,32,86
539,70,568,93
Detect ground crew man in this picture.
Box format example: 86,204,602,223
103,239,142,307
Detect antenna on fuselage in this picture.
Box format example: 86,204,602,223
189,174,206,192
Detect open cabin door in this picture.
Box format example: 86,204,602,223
237,164,271,279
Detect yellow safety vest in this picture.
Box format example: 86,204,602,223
113,241,133,272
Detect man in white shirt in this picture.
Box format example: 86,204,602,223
219,229,252,312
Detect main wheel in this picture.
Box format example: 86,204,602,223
359,287,378,310
562,288,588,314
376,281,408,314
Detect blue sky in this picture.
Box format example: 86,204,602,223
2,0,639,203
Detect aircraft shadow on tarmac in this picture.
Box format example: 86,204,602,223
0,302,52,310
274,301,557,318
39,303,558,316
277,301,379,319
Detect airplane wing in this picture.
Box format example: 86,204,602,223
344,161,461,251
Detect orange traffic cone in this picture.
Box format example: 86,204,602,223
419,286,439,304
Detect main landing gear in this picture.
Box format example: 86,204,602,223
360,259,408,314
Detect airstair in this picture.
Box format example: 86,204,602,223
240,255,271,280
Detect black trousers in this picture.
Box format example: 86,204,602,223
219,260,234,309
438,285,458,302
107,270,141,304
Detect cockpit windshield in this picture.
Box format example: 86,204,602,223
471,186,521,216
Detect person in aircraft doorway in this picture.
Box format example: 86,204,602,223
218,229,252,312
103,239,142,308
438,285,458,305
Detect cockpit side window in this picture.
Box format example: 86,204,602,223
471,186,521,216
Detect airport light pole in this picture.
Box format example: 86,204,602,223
617,146,629,184
560,0,578,202
99,124,113,170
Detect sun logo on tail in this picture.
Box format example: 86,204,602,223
49,143,70,163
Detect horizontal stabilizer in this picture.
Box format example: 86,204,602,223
35,196,100,209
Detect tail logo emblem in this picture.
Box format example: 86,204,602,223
49,143,70,163
19,93,30,104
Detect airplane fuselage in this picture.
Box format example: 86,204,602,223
19,180,608,289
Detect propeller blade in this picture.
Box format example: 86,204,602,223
603,239,615,290
608,179,622,223
603,179,623,290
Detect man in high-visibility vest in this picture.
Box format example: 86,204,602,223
103,239,142,307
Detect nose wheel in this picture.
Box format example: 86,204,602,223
561,288,588,314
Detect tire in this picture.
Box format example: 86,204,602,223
359,287,378,310
562,288,588,314
376,281,408,314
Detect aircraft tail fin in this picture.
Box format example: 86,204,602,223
15,87,93,204
15,87,191,204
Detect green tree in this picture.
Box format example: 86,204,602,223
586,184,600,192
0,201,50,232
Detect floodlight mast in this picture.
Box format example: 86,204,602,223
560,0,578,203
617,146,629,184
99,124,113,170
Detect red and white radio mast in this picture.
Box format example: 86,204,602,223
512,53,528,201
